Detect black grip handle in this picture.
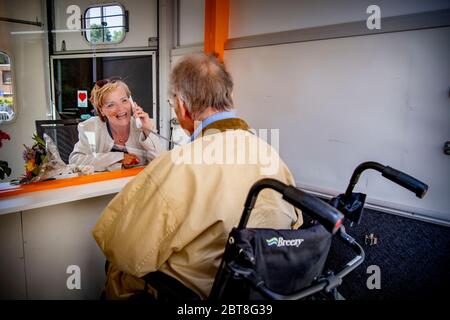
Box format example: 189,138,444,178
382,166,428,198
283,186,344,234
239,179,343,234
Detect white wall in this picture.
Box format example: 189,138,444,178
229,0,450,38
22,195,114,299
0,194,115,299
178,0,204,47
0,0,50,183
169,0,204,144
53,0,157,52
226,0,450,222
0,212,26,299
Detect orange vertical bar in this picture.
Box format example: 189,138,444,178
204,0,229,61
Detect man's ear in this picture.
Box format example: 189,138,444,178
175,96,195,134
177,96,193,121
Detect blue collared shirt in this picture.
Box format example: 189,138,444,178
190,111,237,141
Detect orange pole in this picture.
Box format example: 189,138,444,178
204,0,229,61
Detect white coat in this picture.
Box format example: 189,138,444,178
69,116,163,171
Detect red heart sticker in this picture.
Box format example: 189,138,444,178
79,92,87,102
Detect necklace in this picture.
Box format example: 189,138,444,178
111,129,129,145
115,135,127,144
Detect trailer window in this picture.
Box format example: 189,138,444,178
83,4,127,44
0,52,15,123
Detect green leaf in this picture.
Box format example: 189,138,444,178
33,133,46,147
32,166,40,175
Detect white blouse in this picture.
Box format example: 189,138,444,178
69,116,163,171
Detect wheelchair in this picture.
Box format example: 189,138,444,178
132,161,428,301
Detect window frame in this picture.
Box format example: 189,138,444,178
82,2,128,45
2,70,12,85
0,51,16,123
49,51,157,126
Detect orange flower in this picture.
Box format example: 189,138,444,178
26,159,36,172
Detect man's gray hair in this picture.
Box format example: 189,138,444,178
169,53,234,118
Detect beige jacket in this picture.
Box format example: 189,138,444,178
93,118,302,299
69,116,162,171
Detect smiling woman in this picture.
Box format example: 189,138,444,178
68,79,163,171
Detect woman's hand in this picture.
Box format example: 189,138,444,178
122,153,140,168
133,103,155,137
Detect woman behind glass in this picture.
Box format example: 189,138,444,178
69,79,162,171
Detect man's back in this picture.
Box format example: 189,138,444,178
93,122,301,299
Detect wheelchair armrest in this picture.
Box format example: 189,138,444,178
142,271,201,301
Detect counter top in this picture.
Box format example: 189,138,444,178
0,167,144,215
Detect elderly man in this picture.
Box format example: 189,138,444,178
93,53,302,299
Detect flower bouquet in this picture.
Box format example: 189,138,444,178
19,133,48,184
14,133,93,184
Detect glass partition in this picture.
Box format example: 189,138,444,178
51,51,156,125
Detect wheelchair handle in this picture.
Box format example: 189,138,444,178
344,161,428,199
239,178,344,234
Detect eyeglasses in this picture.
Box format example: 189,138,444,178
94,76,122,88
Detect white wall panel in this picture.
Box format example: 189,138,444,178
0,212,26,299
178,0,204,47
53,0,157,52
22,194,114,299
225,27,450,222
229,0,450,38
